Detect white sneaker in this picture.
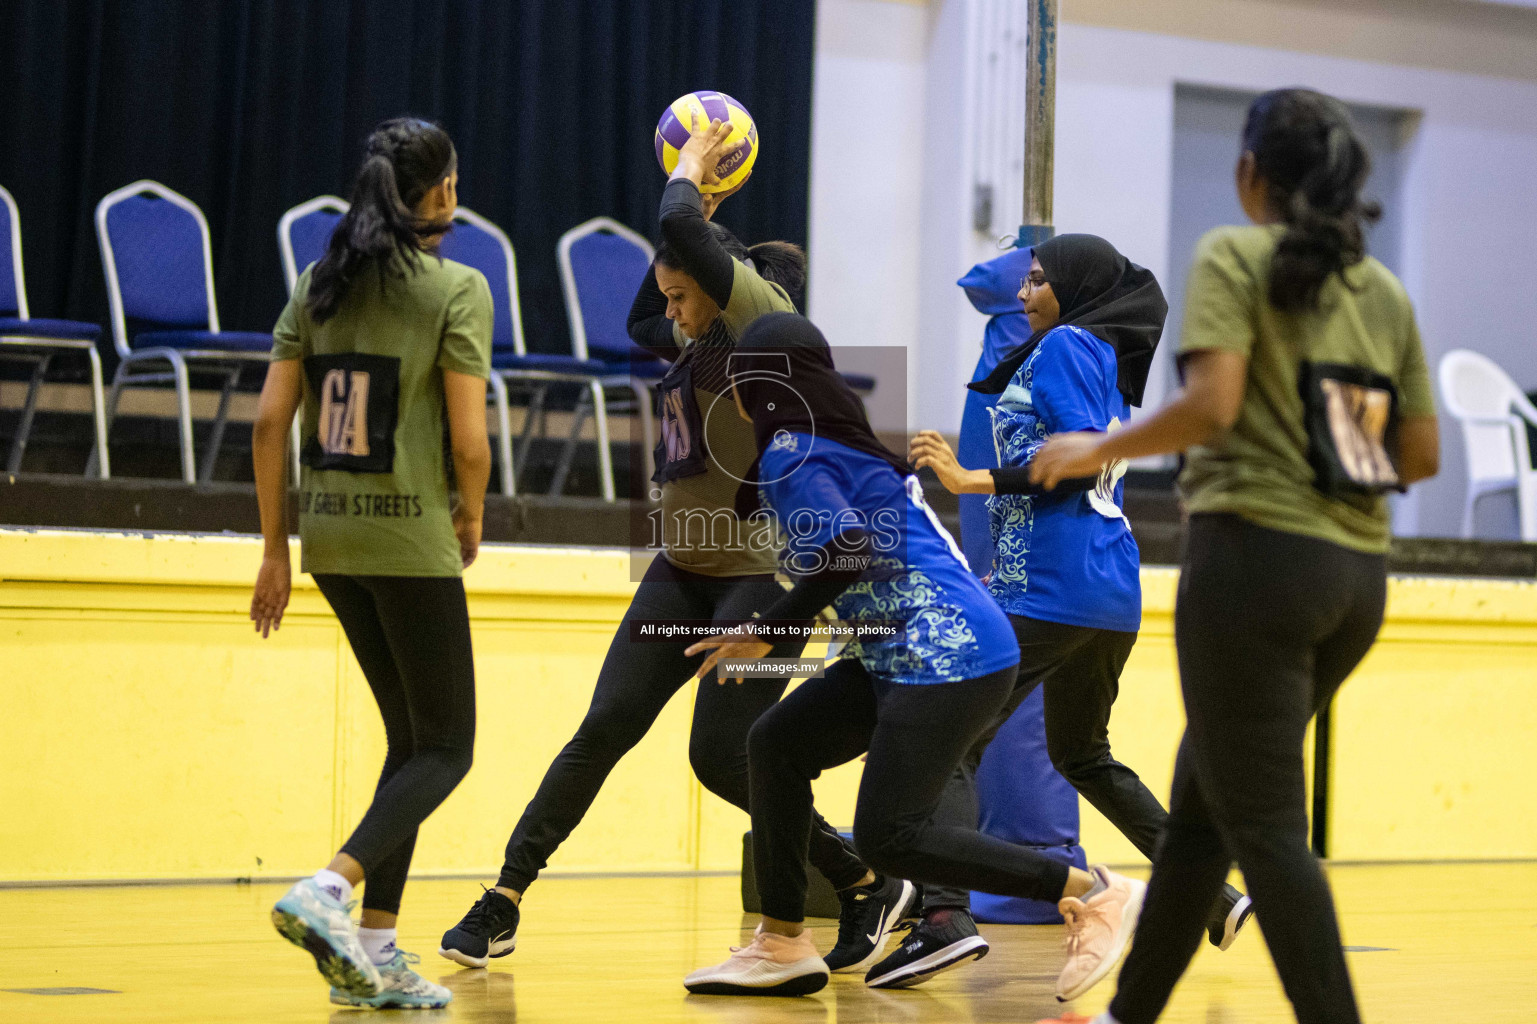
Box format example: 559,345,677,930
685,927,829,996
330,950,453,1008
271,878,381,998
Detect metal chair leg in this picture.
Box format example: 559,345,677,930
289,414,301,486
627,380,656,496
5,353,50,474
198,365,240,484
1519,475,1537,543
85,362,133,479
515,384,549,473
169,353,195,484
85,346,110,479
488,373,516,496
549,385,590,497
591,381,616,503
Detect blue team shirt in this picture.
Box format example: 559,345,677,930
760,434,1019,685
986,325,1142,633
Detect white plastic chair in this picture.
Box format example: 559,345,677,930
1438,349,1537,540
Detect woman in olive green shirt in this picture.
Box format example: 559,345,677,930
249,117,492,1011
1033,90,1438,1024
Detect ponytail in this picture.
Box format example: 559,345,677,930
745,241,807,306
1242,89,1381,313
307,117,457,323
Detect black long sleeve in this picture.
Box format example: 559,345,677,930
989,466,1100,497
626,266,680,360
658,178,735,308
757,529,873,628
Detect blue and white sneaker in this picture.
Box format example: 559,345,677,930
271,878,381,998
330,950,453,1009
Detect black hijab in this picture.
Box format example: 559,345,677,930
730,313,910,515
968,233,1167,406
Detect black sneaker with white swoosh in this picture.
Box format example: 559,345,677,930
823,875,918,973
864,907,990,988
438,888,519,969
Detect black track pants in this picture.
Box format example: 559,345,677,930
747,659,1079,923
1108,514,1383,1024
498,554,866,893
921,616,1163,909
923,615,1241,917
315,574,477,917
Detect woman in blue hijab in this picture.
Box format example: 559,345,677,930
904,235,1252,987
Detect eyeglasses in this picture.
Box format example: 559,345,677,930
1019,273,1048,295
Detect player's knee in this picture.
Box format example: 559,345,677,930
688,732,740,796
442,742,474,784
745,709,796,768
575,705,648,754
1047,738,1106,785
851,814,917,878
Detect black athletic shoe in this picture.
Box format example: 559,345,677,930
438,888,520,968
823,875,918,973
864,908,990,989
1207,890,1254,951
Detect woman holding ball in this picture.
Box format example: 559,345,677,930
439,111,908,976
1032,88,1439,1024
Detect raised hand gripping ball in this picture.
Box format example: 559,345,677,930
655,91,758,194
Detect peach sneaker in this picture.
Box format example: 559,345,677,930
1055,865,1146,1002
684,925,830,997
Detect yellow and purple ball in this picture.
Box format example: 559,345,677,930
654,91,758,194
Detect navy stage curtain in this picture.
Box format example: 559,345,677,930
0,0,815,359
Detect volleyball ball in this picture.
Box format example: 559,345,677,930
654,91,759,194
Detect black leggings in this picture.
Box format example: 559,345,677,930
922,615,1167,910
315,574,477,917
747,659,1081,923
1109,514,1385,1024
499,554,866,893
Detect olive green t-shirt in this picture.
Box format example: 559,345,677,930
660,259,794,577
1178,224,1435,554
271,256,493,577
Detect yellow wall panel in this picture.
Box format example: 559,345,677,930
1076,575,1316,866
0,612,340,880
1329,577,1537,861
1,530,1533,885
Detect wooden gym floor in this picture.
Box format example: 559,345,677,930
1,862,1532,1023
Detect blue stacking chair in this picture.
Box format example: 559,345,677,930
277,195,347,295
439,207,619,500
275,196,352,488
95,180,277,483
0,184,111,477
557,217,663,491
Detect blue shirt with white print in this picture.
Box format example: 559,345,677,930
986,324,1142,633
759,433,1018,685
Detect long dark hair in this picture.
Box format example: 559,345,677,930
655,223,808,308
307,117,457,323
1243,88,1381,312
